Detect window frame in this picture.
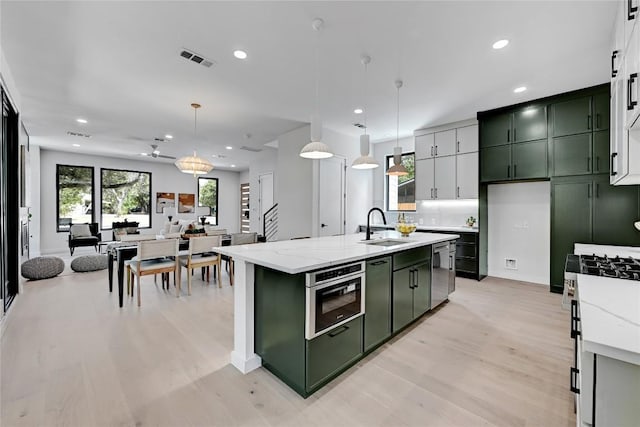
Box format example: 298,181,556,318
100,167,152,230
197,177,219,226
385,151,416,212
56,164,95,233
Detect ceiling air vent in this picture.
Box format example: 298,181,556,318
154,137,167,142
67,131,91,138
179,48,215,68
240,145,262,153
353,123,366,129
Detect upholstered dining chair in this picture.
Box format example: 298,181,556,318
126,239,179,307
178,235,222,295
225,232,258,286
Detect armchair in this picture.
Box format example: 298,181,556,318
68,223,101,255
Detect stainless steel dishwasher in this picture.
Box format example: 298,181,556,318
431,242,450,309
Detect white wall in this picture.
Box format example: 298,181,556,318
487,181,550,285
39,149,241,254
248,148,278,234
28,146,41,256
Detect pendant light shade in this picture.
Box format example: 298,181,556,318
386,80,408,176
300,18,334,160
352,55,379,170
175,103,213,176
635,220,640,231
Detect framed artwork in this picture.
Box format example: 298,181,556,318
156,192,175,214
178,193,195,213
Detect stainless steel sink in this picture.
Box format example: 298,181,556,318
360,238,412,247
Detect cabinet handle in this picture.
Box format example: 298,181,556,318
413,269,418,288
596,156,600,172
596,113,601,129
507,165,511,178
628,73,638,111
431,146,434,157
434,188,438,199
370,260,388,266
507,129,510,142
514,164,517,178
435,145,438,156
612,50,619,78
588,183,592,198
570,299,581,339
596,183,600,198
457,141,460,153
587,157,591,172
611,152,618,176
328,325,350,337
629,0,637,20
570,366,581,394
430,188,434,199
457,186,460,198
513,128,516,141
587,115,592,130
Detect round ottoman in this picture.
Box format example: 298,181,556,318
70,254,108,273
21,256,65,280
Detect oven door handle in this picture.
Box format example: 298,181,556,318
328,325,350,337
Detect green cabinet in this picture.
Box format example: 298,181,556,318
480,112,511,148
552,96,592,137
512,139,548,179
593,92,610,131
306,316,363,392
552,134,592,176
593,130,610,174
513,105,547,142
480,145,511,182
550,175,640,292
364,257,392,352
392,259,431,333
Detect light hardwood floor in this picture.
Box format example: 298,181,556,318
1,257,574,427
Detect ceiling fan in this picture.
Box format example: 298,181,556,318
141,144,176,160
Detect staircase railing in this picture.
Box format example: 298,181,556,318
263,203,278,242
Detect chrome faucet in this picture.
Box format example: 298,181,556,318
366,207,387,240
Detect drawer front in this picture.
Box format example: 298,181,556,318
456,232,477,243
455,243,476,258
455,257,476,273
393,246,431,271
306,316,363,391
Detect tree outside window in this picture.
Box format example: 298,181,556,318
386,152,416,211
56,165,94,232
101,168,151,229
198,177,218,225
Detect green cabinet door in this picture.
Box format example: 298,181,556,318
306,316,363,392
593,92,610,131
512,139,548,179
392,268,413,333
552,133,592,177
480,145,511,182
513,105,547,142
552,96,592,137
364,257,392,352
551,178,592,292
480,112,512,148
412,263,431,318
593,175,640,246
593,130,610,175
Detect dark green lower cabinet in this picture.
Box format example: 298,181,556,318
306,317,363,392
392,262,431,333
480,145,510,182
552,133,592,176
512,139,548,179
364,257,392,352
592,175,640,246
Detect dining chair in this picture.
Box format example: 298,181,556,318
126,239,179,307
225,232,258,286
178,235,222,295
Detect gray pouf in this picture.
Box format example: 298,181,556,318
70,255,108,272
21,256,65,280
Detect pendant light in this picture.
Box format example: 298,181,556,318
300,18,334,160
352,55,379,170
386,80,408,176
175,103,214,176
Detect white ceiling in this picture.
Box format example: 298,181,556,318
1,1,616,171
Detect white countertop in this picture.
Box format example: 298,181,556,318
214,231,458,274
366,224,479,234
577,274,640,365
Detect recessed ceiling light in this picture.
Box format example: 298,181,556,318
225,146,233,150
72,144,81,147
231,164,236,168
354,108,363,114
76,118,87,124
514,86,527,93
165,134,173,139
233,50,248,60
492,39,509,49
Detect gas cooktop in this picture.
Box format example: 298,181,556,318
566,254,640,281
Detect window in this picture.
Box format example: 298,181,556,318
101,168,151,229
386,152,416,211
56,164,94,232
198,177,219,225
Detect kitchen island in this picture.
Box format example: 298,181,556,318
215,231,458,397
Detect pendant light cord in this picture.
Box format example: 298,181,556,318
364,61,368,132
396,83,400,148
315,25,320,120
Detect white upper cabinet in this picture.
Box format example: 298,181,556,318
434,156,456,199
434,130,456,157
415,133,435,160
625,0,638,48
456,125,479,154
456,152,479,199
415,158,435,200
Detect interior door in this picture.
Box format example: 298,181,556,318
258,172,274,235
318,156,345,237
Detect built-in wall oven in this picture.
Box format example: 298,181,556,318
305,261,365,340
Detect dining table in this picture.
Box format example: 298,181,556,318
107,237,230,307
